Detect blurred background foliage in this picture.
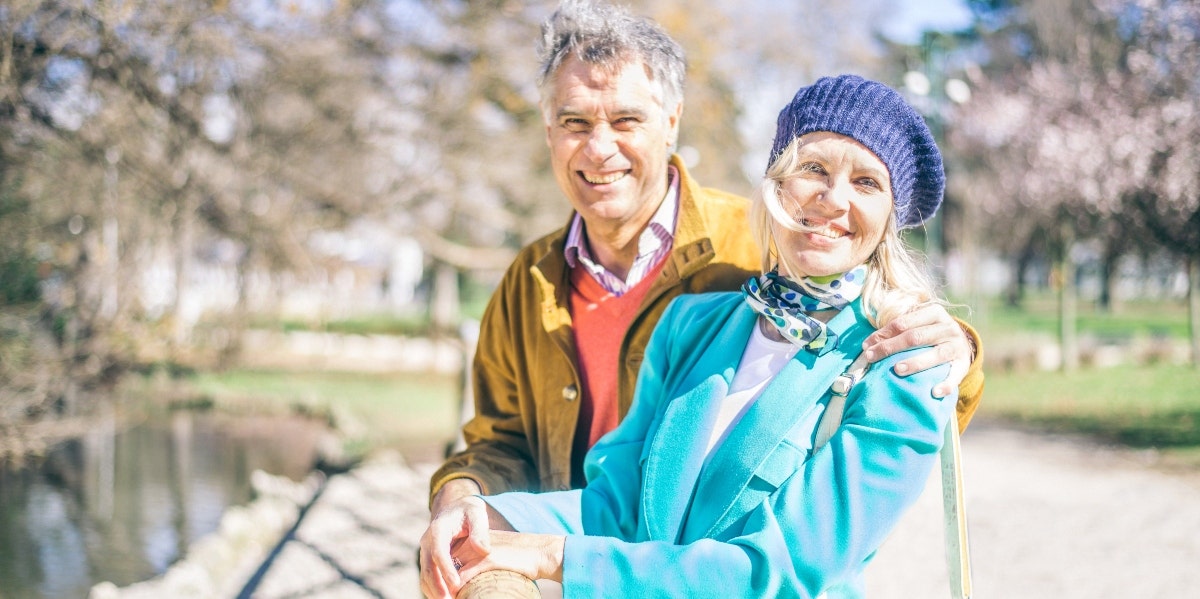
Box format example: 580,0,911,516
1,0,1198,455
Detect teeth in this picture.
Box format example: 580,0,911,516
583,171,626,184
801,219,847,239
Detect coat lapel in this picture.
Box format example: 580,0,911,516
682,301,873,541
639,302,758,542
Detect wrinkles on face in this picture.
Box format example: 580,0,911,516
544,55,680,245
773,132,894,278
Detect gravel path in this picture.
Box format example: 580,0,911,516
241,455,434,599
866,419,1200,598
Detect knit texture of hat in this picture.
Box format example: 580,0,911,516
767,74,945,229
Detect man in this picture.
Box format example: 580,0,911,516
428,0,983,516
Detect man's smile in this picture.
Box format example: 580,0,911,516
580,170,629,185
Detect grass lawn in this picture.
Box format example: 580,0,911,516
957,292,1191,343
180,369,461,465
944,290,1200,463
981,363,1200,465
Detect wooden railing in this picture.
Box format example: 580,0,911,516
455,570,540,599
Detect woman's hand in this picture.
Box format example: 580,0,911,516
419,495,492,598
419,496,563,598
454,530,566,586
860,303,975,398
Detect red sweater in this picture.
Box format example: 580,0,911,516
569,258,668,486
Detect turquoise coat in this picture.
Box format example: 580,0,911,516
484,291,956,598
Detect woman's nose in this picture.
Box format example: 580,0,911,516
816,180,852,212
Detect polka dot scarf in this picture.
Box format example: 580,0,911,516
741,265,868,352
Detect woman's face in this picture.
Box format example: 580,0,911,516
775,131,894,279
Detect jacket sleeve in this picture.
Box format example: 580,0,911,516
556,357,955,598
429,269,539,502
482,297,684,540
954,317,985,432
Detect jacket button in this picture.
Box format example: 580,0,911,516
562,384,578,402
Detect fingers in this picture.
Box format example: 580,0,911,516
429,515,465,588
455,531,564,584
452,557,490,589
932,353,969,399
446,534,497,587
418,530,454,599
862,305,966,365
464,498,493,553
421,496,495,596
863,321,942,363
861,304,973,400
889,344,969,397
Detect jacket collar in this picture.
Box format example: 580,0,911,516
662,154,719,282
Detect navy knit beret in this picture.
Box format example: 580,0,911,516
767,74,945,229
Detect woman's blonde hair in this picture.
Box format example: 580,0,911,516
749,135,945,328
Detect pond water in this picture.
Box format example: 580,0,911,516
0,410,327,599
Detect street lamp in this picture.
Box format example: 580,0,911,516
945,78,972,105
903,62,972,291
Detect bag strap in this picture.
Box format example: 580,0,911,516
941,416,973,599
813,357,973,599
813,353,870,450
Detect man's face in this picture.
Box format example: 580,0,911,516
544,55,682,234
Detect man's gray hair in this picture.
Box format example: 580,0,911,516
536,0,686,117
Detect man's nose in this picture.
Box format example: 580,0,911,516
583,124,618,162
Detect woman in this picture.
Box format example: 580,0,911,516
422,74,959,599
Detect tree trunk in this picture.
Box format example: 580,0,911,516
219,251,252,368
1189,256,1199,369
1006,252,1024,308
171,192,196,351
431,262,461,336
1098,242,1121,313
1057,221,1078,372
100,148,121,322
1007,230,1038,308
961,190,986,327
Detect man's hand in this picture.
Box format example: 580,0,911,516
431,478,483,518
420,494,492,599
861,303,974,399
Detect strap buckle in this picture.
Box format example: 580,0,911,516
831,372,858,396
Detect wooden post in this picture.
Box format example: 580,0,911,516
455,570,540,599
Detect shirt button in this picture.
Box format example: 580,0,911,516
562,384,578,402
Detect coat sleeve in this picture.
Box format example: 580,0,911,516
429,267,539,501
954,317,985,432
557,357,956,599
483,296,685,539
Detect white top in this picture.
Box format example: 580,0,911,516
703,321,801,461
